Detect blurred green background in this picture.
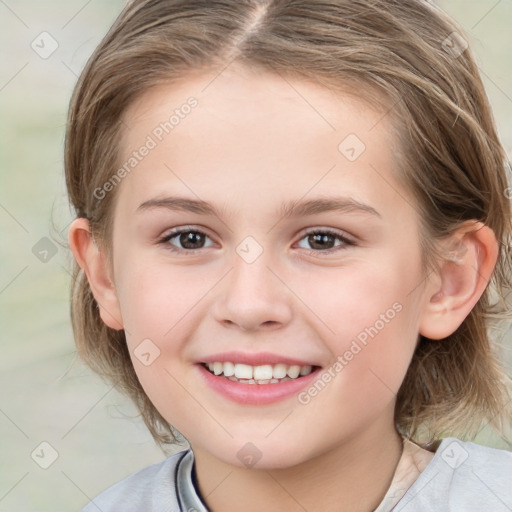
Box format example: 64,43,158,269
0,1,511,510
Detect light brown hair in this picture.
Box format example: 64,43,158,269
64,0,512,446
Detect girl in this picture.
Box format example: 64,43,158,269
66,0,512,510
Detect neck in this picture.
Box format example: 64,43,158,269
192,419,403,512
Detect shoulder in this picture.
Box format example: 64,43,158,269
396,438,512,511
81,449,189,512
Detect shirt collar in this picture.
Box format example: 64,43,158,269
177,437,436,512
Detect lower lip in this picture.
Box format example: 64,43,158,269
197,364,320,405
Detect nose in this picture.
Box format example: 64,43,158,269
212,251,293,332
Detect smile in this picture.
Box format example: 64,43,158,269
197,354,322,405
203,362,314,384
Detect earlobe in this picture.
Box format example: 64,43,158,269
419,222,499,340
68,218,124,330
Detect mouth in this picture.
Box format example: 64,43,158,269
201,361,317,384
197,356,322,405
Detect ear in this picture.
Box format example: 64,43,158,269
68,217,124,330
419,221,499,340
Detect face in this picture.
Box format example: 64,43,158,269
106,64,431,469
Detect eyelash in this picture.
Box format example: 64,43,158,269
156,227,355,256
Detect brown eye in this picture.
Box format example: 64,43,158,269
178,231,206,249
307,233,336,250
297,229,354,253
159,228,214,253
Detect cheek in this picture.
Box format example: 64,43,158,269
297,255,421,347
302,253,423,394
295,299,419,448
116,256,214,342
116,259,220,411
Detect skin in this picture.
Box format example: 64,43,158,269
69,63,499,511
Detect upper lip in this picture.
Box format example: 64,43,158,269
199,351,320,367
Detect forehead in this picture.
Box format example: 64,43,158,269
115,64,413,223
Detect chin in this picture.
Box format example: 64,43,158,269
211,437,313,471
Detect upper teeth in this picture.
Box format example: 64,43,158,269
206,362,313,380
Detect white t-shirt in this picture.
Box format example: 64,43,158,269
81,437,512,511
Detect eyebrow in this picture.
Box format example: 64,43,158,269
136,195,381,219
